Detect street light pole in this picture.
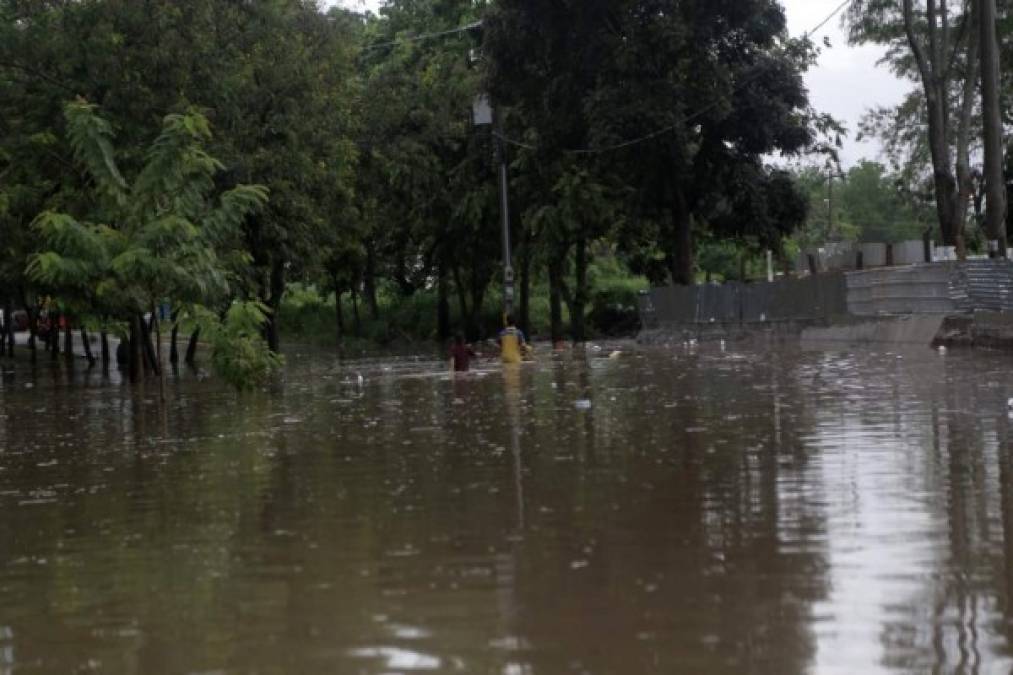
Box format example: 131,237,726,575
474,94,513,322
496,131,515,317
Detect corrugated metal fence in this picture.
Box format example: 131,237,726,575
641,260,1013,327
846,264,956,315
958,260,1013,312
639,273,848,328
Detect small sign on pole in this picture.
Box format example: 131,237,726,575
472,94,493,126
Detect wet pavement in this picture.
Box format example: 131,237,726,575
1,343,1013,674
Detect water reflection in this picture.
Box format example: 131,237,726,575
0,345,1012,672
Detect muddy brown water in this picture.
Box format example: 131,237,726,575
1,343,1013,674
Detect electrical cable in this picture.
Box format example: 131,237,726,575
494,0,855,155
364,20,483,51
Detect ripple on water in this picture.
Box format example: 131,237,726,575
1,345,1013,673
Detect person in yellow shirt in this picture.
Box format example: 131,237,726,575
498,315,527,364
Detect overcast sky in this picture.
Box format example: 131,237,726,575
328,0,911,167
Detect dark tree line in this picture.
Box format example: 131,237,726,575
1,0,832,387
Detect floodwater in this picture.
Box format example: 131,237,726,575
1,342,1013,674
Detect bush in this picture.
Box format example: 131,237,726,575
587,275,646,336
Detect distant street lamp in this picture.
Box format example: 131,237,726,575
472,94,514,321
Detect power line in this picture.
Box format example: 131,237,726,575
495,0,855,155
364,20,483,51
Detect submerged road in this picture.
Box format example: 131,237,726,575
1,343,1012,673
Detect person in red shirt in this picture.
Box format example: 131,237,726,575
449,333,477,373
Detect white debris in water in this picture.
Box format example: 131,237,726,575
938,346,947,354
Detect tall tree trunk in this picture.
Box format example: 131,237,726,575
437,265,451,341
100,331,110,369
169,311,180,366
154,309,166,402
572,234,588,343
452,265,470,327
50,315,60,360
469,284,487,342
469,263,490,340
518,243,532,340
671,187,694,286
364,243,380,320
979,0,1008,255
265,260,285,353
335,289,345,340
128,314,142,383
1,300,10,357
351,285,362,337
22,298,36,362
955,8,980,260
185,328,200,367
903,0,962,246
140,312,160,376
80,327,96,367
549,259,565,344
64,322,73,364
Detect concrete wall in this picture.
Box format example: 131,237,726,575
859,243,887,267
892,240,928,265
801,315,945,345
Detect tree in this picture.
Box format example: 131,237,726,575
485,0,828,288
848,0,982,255
356,0,493,339
979,0,1007,254
28,101,277,391
841,161,928,242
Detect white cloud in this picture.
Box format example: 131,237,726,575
783,0,910,166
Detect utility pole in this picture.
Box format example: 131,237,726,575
826,166,846,241
473,94,514,320
980,0,1008,257
495,127,514,317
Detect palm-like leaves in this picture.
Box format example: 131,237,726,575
30,101,276,388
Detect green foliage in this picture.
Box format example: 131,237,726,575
789,160,931,246
485,0,834,285
28,101,274,389
181,302,284,391
841,161,927,242
1,0,854,368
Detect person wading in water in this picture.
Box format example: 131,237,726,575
498,315,527,365
449,333,477,373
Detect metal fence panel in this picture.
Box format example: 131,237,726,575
643,273,847,326
961,260,1013,312
846,264,957,315
640,261,1013,329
